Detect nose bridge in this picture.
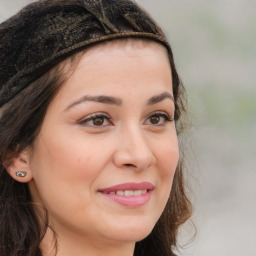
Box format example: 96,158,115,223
114,122,156,169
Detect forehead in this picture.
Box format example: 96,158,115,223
66,38,171,81
47,38,173,110
56,38,170,85
86,38,169,60
67,39,171,84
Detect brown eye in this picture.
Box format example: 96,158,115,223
145,112,173,126
93,117,105,126
79,113,111,127
150,116,160,125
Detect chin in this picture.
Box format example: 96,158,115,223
106,218,156,243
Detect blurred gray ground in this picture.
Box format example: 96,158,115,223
1,0,256,255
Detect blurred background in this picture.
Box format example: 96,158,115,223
1,0,255,255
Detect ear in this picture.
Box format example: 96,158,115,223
4,149,33,183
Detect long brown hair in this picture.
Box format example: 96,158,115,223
0,1,192,255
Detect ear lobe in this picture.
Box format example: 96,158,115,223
4,149,33,183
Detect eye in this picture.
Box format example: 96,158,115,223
78,113,112,127
145,112,173,126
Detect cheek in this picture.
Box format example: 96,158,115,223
34,133,108,182
151,136,179,220
29,135,105,212
156,136,179,179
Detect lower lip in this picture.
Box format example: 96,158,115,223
100,191,152,207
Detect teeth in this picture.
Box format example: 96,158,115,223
108,190,148,196
124,190,134,196
141,189,147,195
116,190,124,195
134,190,142,196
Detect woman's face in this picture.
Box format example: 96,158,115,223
28,40,179,247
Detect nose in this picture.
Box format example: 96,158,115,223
113,126,156,170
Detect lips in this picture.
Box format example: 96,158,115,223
98,182,154,207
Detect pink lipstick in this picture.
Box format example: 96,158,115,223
98,182,154,207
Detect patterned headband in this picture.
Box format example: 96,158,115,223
0,0,171,107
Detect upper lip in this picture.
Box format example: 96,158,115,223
98,182,154,193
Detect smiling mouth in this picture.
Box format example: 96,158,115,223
98,182,154,207
105,189,148,196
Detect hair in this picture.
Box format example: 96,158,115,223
0,1,192,256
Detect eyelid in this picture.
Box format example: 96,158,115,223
78,112,112,127
148,110,174,119
144,111,174,126
77,110,174,128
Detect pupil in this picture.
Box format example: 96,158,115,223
151,116,159,124
93,117,104,126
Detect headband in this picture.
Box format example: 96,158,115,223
0,0,171,107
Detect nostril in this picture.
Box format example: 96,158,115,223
124,164,135,167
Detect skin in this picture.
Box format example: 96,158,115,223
9,40,179,256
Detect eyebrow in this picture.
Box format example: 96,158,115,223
147,92,174,105
65,92,174,111
65,95,122,111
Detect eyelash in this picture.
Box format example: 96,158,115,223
78,112,173,127
145,112,173,126
78,113,112,127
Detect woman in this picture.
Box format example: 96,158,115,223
0,0,192,255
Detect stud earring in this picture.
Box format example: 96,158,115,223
16,171,27,177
